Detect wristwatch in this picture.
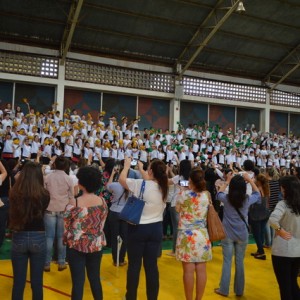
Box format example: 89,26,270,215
275,227,281,231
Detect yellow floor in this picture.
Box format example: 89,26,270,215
0,244,290,299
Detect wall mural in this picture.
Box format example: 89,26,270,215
15,83,55,114
64,89,101,121
102,93,136,124
180,102,208,127
138,97,170,130
270,111,288,135
0,81,13,110
236,108,260,131
209,105,235,131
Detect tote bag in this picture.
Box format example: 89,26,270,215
119,180,146,225
206,191,226,242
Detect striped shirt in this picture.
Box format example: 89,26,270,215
268,180,280,211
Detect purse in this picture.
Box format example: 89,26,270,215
119,180,146,225
206,191,226,242
249,196,270,221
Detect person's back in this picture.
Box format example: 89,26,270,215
44,157,74,272
9,162,50,300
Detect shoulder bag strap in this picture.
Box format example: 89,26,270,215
117,189,126,205
234,207,250,232
139,180,146,200
75,195,79,207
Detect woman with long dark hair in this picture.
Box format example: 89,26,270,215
215,173,260,297
269,176,300,300
9,162,50,299
249,173,270,260
175,168,212,300
168,159,192,256
119,157,168,300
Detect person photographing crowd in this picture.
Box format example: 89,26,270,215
119,157,168,300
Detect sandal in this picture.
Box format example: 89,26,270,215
214,288,228,297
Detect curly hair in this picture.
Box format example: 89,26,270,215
76,166,102,193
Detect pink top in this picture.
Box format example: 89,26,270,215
64,202,108,253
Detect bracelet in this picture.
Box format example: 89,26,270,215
275,227,281,231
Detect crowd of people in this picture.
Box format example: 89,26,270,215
0,102,299,300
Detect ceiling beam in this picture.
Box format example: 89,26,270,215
264,42,300,91
176,0,241,78
60,0,84,65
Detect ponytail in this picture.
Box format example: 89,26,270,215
150,159,168,201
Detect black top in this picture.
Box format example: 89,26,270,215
23,195,50,231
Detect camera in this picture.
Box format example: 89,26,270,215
179,180,189,187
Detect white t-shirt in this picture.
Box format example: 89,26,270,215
126,179,166,224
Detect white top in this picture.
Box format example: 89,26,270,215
126,179,166,224
269,200,300,257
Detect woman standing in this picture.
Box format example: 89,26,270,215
107,165,128,266
119,157,168,300
64,166,108,300
249,173,270,260
269,176,300,300
175,168,212,300
9,162,50,300
215,173,260,297
0,160,9,248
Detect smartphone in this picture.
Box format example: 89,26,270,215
131,159,138,166
179,180,189,187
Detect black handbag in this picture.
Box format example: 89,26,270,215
119,180,146,225
249,197,270,221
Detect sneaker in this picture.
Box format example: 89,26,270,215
251,252,259,256
58,264,67,271
44,265,50,272
254,254,266,260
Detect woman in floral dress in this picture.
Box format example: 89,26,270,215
176,168,212,300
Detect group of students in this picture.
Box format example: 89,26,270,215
0,104,299,299
1,103,300,174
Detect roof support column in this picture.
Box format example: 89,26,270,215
170,81,183,130
261,93,270,133
55,64,66,115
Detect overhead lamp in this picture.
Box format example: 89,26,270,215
236,1,246,13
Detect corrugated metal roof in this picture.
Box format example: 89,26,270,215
1,0,300,86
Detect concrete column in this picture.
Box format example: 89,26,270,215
261,92,270,132
169,81,183,130
55,62,65,115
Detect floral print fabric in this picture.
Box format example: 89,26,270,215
64,202,108,253
176,190,212,262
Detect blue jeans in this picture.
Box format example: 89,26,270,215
44,211,66,265
0,196,9,248
170,207,179,253
108,211,128,264
126,222,163,300
11,231,46,300
219,237,248,296
67,247,103,300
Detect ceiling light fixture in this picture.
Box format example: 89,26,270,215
236,1,246,13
